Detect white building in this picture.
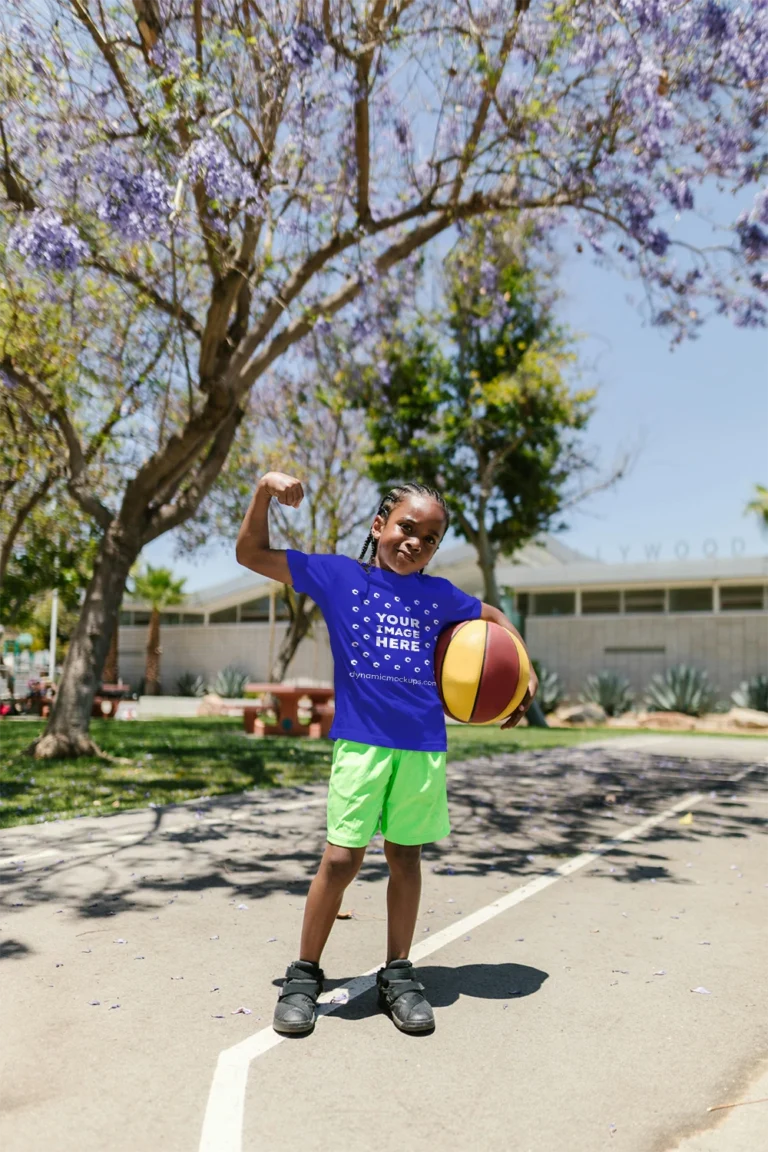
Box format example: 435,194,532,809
118,538,768,700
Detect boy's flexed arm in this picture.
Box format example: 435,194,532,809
235,472,304,583
479,602,539,729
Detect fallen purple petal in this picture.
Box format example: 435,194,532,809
232,1006,252,1014
691,986,711,994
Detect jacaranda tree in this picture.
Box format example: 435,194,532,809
0,0,766,756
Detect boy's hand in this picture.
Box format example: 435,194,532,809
259,472,304,508
500,666,539,730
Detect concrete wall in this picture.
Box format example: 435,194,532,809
117,622,334,691
526,612,768,698
119,610,766,700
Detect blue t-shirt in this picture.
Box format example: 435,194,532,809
286,551,483,752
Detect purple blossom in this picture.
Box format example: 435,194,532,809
393,113,413,156
182,134,258,206
284,23,324,72
733,297,767,327
646,229,670,257
736,219,768,264
9,210,87,272
98,164,172,240
701,2,730,44
751,188,768,226
662,178,694,212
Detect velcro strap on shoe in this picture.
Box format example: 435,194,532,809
279,964,323,1001
379,977,425,1000
279,977,321,1000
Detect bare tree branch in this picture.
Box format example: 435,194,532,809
0,469,58,588
0,357,114,530
141,404,244,542
87,256,203,337
69,0,146,131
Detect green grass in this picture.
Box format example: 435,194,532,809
0,717,618,830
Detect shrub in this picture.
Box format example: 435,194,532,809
581,671,634,716
531,661,563,714
211,665,250,698
177,672,207,697
731,674,768,713
645,664,715,717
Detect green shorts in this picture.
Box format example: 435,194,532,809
326,740,451,849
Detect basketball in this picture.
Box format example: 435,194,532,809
434,619,531,725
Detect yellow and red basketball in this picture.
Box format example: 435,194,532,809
434,619,530,725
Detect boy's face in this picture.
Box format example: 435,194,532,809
371,494,447,575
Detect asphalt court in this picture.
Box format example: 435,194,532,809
1,735,766,1152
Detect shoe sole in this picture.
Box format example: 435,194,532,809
272,1017,316,1035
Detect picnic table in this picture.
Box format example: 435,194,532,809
243,683,334,739
91,683,133,719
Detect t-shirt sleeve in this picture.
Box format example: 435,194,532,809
286,551,339,609
441,579,483,625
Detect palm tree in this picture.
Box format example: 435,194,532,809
130,564,186,695
746,484,768,532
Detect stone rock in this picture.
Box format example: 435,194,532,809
727,707,768,730
196,693,226,717
638,711,697,731
605,713,641,728
553,702,607,725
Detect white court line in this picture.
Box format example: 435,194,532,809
199,765,765,1152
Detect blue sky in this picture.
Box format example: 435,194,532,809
146,218,767,591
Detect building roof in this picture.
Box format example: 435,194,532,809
498,553,768,591
123,536,768,611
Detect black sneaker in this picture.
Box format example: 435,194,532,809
376,959,435,1033
273,960,324,1035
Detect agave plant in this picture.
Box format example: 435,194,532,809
581,671,634,717
531,661,563,714
211,665,250,698
176,672,207,698
731,674,768,713
645,664,715,717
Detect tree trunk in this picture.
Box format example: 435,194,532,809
103,622,119,684
144,607,161,695
269,591,319,682
27,521,140,758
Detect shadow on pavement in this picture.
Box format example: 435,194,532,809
1,746,766,927
321,962,549,1025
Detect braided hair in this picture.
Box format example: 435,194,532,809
357,482,450,572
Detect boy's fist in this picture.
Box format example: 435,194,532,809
259,472,304,508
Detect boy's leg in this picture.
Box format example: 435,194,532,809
377,839,435,1033
383,841,422,962
273,842,365,1036
299,841,366,963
